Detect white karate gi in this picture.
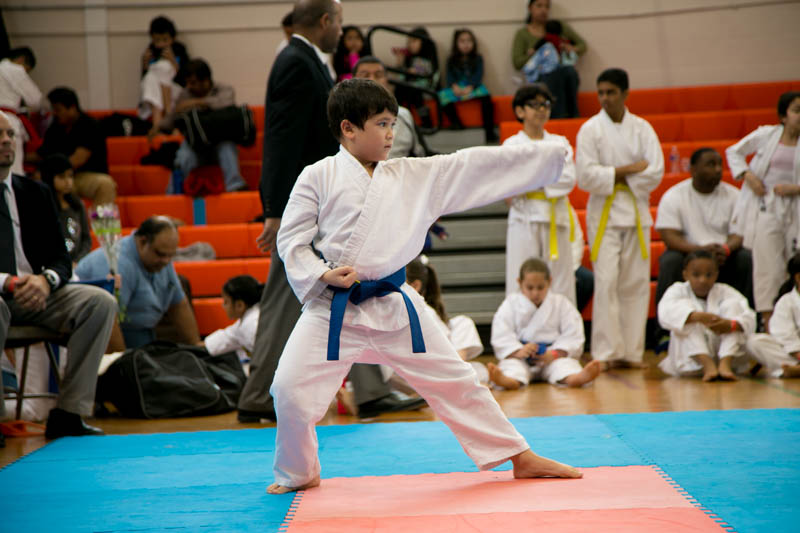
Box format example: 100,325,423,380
658,282,754,376
273,142,566,487
138,59,182,120
503,130,576,305
655,179,741,245
727,125,800,312
204,305,259,369
747,290,800,377
491,292,584,386
0,58,41,176
576,108,664,363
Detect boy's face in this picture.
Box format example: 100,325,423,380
344,110,396,163
515,95,551,129
597,81,627,117
518,271,550,307
151,32,174,50
683,257,718,299
691,150,722,193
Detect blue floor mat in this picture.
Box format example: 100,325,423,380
1,409,797,532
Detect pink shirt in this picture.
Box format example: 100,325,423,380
764,142,796,190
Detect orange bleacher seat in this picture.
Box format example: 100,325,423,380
109,165,171,196
451,99,484,128
577,92,600,118
499,121,523,143
178,223,264,258
543,118,585,147
121,195,194,227
493,95,516,124
661,140,736,169
204,191,262,224
175,258,270,297
728,81,792,111
241,161,261,190
626,88,677,115
193,297,233,336
239,132,263,161
252,105,265,131
675,85,731,113
742,108,778,134
106,134,183,166
680,111,744,142
646,115,682,143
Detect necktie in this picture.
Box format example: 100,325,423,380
0,181,17,275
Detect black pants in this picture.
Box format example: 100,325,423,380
540,65,580,119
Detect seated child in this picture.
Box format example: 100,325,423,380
489,258,600,389
203,275,262,373
658,250,755,381
333,26,369,81
267,78,580,494
746,253,800,378
39,154,91,264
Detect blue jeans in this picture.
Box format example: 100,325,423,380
174,140,246,191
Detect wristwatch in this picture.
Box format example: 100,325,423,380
42,270,59,290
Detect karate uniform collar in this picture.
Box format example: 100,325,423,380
600,106,631,126
337,144,384,186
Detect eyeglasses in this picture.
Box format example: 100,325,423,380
524,100,552,110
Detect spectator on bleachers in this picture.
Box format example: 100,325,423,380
160,58,248,192
727,91,800,331
657,250,759,381
438,28,497,143
75,216,201,350
0,110,116,438
275,11,294,56
655,148,753,313
576,68,664,371
0,46,44,175
333,25,370,81
512,0,586,118
489,258,601,389
39,154,91,265
202,275,262,374
503,83,576,306
36,87,116,205
352,56,424,158
138,16,189,138
393,26,438,129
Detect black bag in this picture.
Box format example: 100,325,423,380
176,105,256,149
99,112,152,137
95,341,246,419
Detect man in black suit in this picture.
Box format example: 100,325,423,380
239,0,424,422
0,111,117,439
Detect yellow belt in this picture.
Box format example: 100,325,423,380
524,191,575,260
589,183,648,262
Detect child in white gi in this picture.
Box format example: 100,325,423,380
489,258,601,389
503,83,576,305
727,91,800,329
202,275,262,373
658,250,755,381
267,78,581,494
576,68,664,369
746,253,800,378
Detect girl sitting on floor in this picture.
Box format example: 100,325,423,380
203,275,262,373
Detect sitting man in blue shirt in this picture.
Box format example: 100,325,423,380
75,216,201,349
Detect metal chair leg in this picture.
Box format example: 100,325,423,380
16,345,31,421
44,343,62,389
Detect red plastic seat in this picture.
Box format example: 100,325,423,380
204,191,262,224
679,111,744,142
729,82,792,110
122,195,194,227
174,258,270,297
193,297,233,335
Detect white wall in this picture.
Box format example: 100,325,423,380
3,0,799,110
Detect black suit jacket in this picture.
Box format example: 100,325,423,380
3,174,72,288
260,37,339,218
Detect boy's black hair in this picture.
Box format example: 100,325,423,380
47,86,80,110
777,91,800,118
136,216,177,243
184,58,212,81
777,252,800,301
519,257,550,280
597,68,629,92
149,15,177,37
223,275,264,308
683,249,717,270
7,46,35,69
281,11,293,27
327,78,398,140
690,147,718,166
512,83,554,122
39,154,82,212
545,20,563,35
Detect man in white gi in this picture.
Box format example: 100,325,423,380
576,68,664,369
0,47,43,175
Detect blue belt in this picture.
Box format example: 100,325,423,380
327,267,426,361
522,340,551,366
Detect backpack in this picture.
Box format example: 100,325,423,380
176,105,256,150
95,341,246,419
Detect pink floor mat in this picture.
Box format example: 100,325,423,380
282,466,727,532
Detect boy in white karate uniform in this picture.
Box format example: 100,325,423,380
268,79,581,494
576,68,664,369
658,250,756,381
746,253,800,378
489,258,601,389
503,83,576,305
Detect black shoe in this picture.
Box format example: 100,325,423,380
237,408,276,423
45,408,104,440
0,432,5,448
358,395,427,419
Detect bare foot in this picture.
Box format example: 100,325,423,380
511,449,582,479
488,362,522,390
266,475,320,495
781,364,800,378
717,368,738,381
563,360,602,387
702,369,719,382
